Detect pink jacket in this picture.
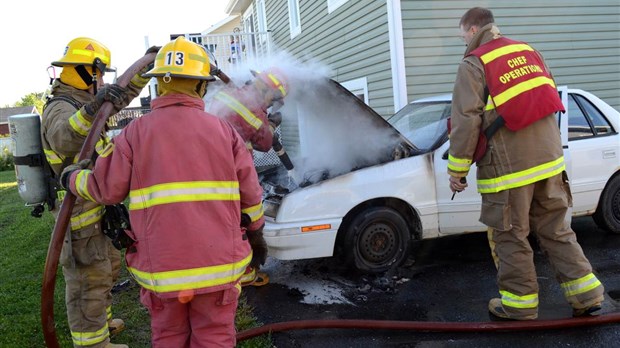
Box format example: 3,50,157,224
208,84,274,152
68,94,265,298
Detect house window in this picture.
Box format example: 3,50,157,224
340,77,368,104
327,0,349,13
288,0,301,38
257,0,267,33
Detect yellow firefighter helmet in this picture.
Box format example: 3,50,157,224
252,67,289,98
143,36,215,81
52,37,114,90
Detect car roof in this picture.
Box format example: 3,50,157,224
409,86,577,105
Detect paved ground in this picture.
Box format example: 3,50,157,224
243,216,620,347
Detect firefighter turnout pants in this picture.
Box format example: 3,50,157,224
60,229,121,347
140,286,240,348
484,172,604,318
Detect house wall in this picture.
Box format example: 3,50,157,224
402,0,620,110
266,0,395,116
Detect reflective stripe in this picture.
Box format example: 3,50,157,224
214,92,263,130
242,203,264,223
479,43,534,64
75,170,96,202
493,76,557,108
485,95,495,111
447,154,472,173
128,181,240,210
71,48,110,65
70,206,104,231
561,273,602,297
99,142,114,158
95,138,109,156
477,157,565,193
44,149,64,165
500,290,539,309
69,109,92,136
71,322,109,346
267,73,287,97
106,306,112,320
128,253,252,293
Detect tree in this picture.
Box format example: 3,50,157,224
15,92,45,115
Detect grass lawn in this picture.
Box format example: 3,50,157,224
0,170,271,347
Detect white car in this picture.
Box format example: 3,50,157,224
261,81,620,273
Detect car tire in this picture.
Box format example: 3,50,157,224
592,175,620,234
343,207,411,273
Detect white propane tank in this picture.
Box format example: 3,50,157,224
8,113,47,205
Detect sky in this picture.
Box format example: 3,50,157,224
0,0,230,107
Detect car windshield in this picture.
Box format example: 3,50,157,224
387,100,451,151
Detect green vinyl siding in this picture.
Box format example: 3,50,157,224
267,0,394,116
402,0,620,110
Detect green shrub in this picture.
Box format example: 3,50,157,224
0,147,14,171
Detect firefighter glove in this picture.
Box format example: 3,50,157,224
84,84,128,116
60,159,91,189
247,224,268,268
268,112,282,128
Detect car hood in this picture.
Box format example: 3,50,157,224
260,78,416,199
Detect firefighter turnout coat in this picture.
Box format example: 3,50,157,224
447,24,565,195
67,93,265,299
208,84,274,152
41,79,141,347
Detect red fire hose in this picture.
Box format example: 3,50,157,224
40,53,156,348
237,312,620,342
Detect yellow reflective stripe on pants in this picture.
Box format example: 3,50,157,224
128,253,252,293
71,323,109,346
106,306,112,321
242,202,264,223
70,205,104,231
561,273,602,297
128,181,240,210
69,109,93,137
477,157,565,193
500,290,539,309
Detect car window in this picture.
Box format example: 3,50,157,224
567,95,594,139
573,94,613,136
388,101,451,151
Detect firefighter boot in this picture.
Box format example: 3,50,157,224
488,298,538,320
573,295,604,317
109,318,126,336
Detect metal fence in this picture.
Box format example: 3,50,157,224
184,31,273,74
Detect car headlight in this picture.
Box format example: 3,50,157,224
263,197,280,218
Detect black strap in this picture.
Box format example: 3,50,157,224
44,95,83,112
13,153,45,167
482,86,505,141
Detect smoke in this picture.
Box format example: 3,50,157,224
204,48,403,186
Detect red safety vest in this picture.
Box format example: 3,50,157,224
468,37,565,131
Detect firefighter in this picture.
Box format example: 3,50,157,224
60,36,267,347
447,7,604,320
41,37,155,348
207,66,294,171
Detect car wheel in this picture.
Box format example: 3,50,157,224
593,175,620,234
343,207,411,273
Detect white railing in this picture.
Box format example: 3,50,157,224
185,31,273,74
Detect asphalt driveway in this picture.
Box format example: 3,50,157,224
243,216,620,347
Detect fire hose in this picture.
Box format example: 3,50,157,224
237,312,620,342
40,52,156,348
